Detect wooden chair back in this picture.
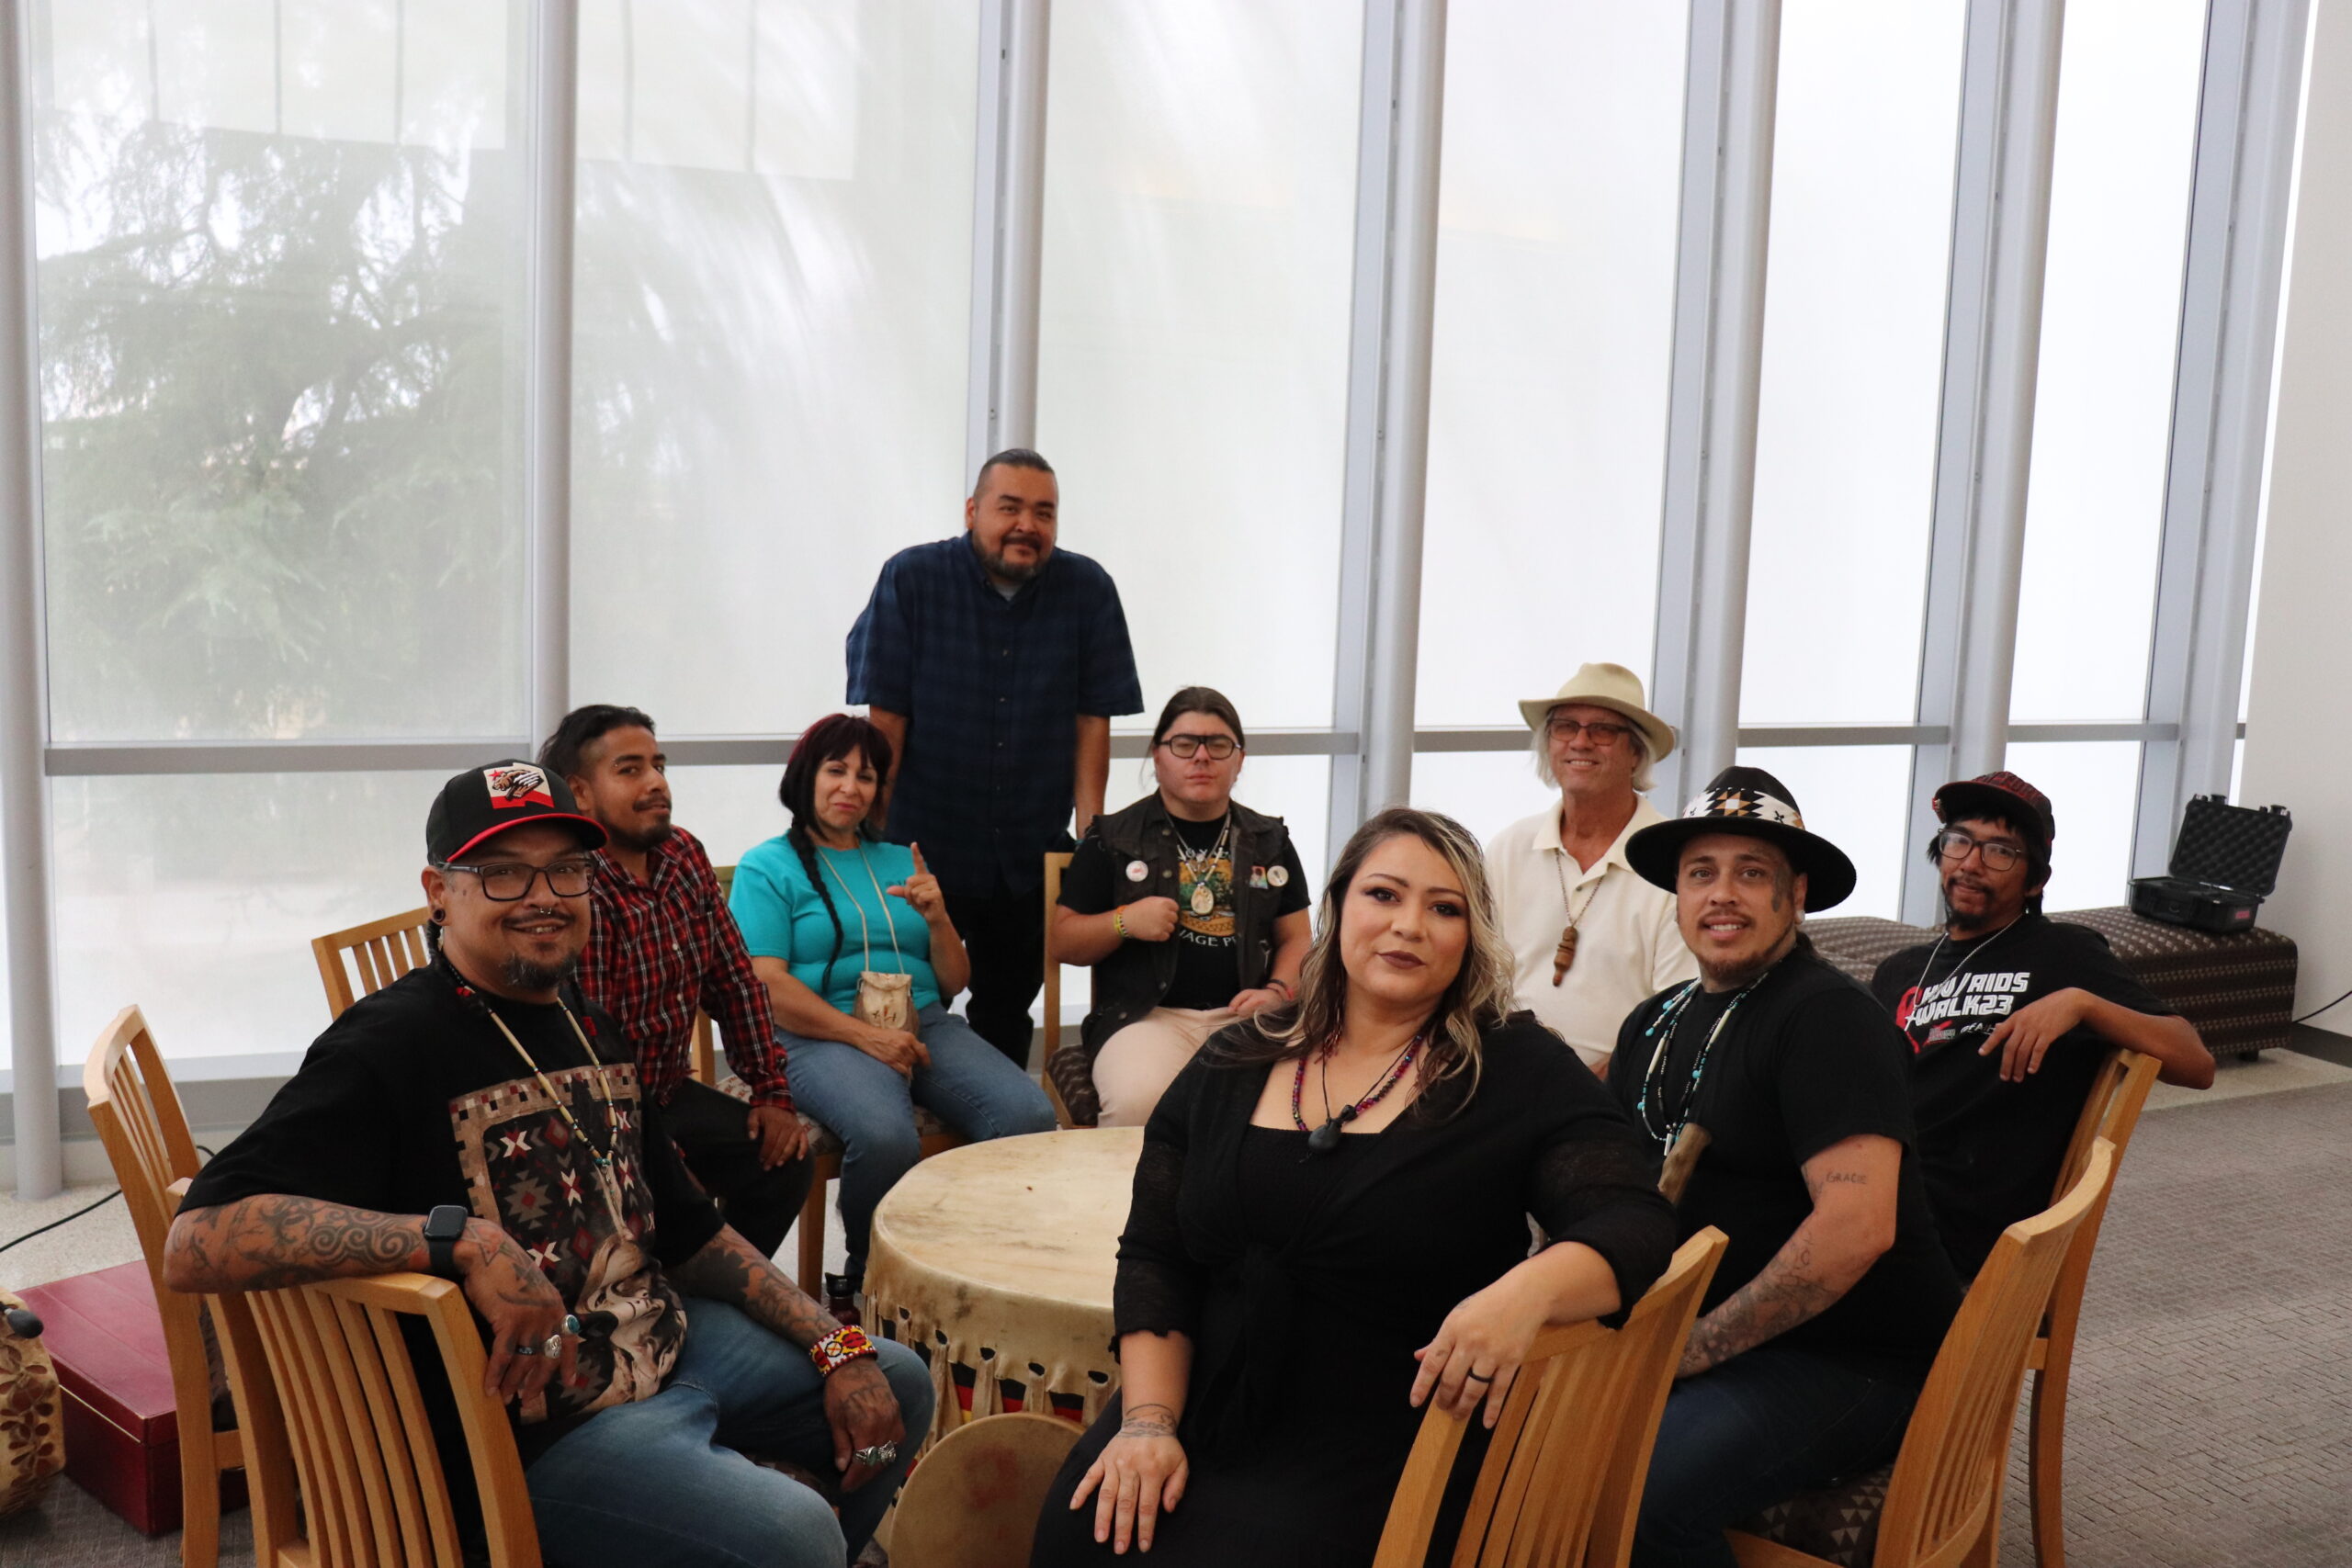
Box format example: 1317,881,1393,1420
2029,1049,2157,1568
888,1411,1082,1568
218,1271,539,1568
1874,1139,2116,1568
1375,1226,1728,1568
313,908,435,1020
1040,851,1077,1123
82,1005,242,1568
689,863,741,1087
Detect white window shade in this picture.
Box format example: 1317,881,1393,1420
1739,0,1965,727
571,0,977,737
34,2,530,742
1417,1,1689,727
1035,0,1361,731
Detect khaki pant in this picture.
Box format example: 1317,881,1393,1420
1091,1007,1238,1127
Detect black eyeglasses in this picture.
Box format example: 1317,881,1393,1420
1931,830,2026,873
439,859,594,901
1547,716,1634,745
1159,734,1238,760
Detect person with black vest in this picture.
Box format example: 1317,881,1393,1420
1051,688,1312,1126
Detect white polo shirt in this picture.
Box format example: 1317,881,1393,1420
1485,797,1699,1072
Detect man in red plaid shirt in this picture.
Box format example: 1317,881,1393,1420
542,705,813,1258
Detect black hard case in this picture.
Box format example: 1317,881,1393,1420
2127,795,2291,933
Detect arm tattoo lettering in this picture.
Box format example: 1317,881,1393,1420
667,1225,839,1351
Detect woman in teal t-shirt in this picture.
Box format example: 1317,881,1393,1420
731,713,1057,1319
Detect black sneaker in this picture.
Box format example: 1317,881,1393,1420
823,1271,863,1326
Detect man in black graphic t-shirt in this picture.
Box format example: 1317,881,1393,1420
1871,771,2213,1279
165,762,930,1568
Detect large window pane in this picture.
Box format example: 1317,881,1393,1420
2009,0,2206,722
571,0,976,736
52,772,449,1060
34,1,527,742
1410,748,1563,856
1733,745,1915,919
2001,741,2143,911
1417,2,1688,724
1035,1,1359,729
1739,0,1965,725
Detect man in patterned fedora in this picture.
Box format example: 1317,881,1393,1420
1869,770,2211,1280
1609,766,1962,1568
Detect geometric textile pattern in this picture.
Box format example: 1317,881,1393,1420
0,1292,62,1519
1738,1461,1891,1567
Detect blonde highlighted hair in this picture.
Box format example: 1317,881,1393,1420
1220,807,1518,1107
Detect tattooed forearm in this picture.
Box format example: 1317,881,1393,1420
668,1224,839,1350
164,1196,427,1294
1120,1403,1179,1438
1678,1247,1844,1376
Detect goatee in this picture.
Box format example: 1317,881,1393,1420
503,953,579,993
978,545,1043,583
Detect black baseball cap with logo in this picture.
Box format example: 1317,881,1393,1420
426,760,608,864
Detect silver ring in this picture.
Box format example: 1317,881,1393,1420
852,1442,899,1468
541,1334,564,1358
562,1314,583,1337
513,1342,539,1357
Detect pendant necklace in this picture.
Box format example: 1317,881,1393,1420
1551,850,1603,985
476,993,632,1231
1907,913,2026,1022
1178,810,1233,919
1634,971,1767,1153
1291,1029,1424,1155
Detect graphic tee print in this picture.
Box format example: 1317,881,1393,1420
449,1059,687,1425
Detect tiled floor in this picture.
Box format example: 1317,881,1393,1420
5,1054,2349,1564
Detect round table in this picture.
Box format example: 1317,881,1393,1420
865,1127,1139,1446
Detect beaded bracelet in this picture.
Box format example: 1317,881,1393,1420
809,1324,878,1376
1114,908,1128,939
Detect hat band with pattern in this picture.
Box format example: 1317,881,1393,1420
1684,784,1805,830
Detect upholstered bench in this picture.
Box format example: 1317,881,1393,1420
1808,906,2298,1058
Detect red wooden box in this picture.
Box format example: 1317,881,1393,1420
17,1260,245,1536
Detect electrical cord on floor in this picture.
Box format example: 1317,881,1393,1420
2290,986,2352,1026
0,1188,121,1255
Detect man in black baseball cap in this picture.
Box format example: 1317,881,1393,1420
164,760,929,1567
1868,771,2212,1280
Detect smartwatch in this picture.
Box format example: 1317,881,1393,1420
424,1204,470,1279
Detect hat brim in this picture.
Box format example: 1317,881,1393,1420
1932,781,2049,847
1516,695,1677,762
1623,818,1859,912
444,812,609,863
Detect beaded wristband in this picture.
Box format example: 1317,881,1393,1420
809,1324,878,1376
1114,908,1128,939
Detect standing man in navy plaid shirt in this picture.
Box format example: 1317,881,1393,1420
847,449,1144,1066
543,705,815,1258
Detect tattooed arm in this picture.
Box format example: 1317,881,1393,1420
668,1224,907,1491
1066,1329,1193,1553
164,1195,569,1404
1676,1134,1902,1379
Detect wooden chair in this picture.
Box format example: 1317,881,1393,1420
1374,1227,1728,1568
312,908,435,1019
888,1410,1082,1568
2029,1048,2159,1568
82,1005,244,1568
212,1271,538,1567
1039,851,1087,1128
1729,1139,2120,1568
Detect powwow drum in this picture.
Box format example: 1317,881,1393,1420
865,1127,1138,1448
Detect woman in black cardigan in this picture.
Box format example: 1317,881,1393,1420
1032,807,1677,1566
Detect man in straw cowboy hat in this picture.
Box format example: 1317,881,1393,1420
1606,766,1962,1568
1870,770,2211,1280
1485,662,1697,1072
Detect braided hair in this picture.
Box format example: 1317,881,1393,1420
777,715,898,998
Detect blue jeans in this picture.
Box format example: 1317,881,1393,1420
785,1004,1058,1277
527,1298,933,1568
1632,1345,1920,1568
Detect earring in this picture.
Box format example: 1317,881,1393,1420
430,908,447,925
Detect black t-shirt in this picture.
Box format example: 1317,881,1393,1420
1871,913,2172,1280
1061,814,1310,1010
183,961,726,1463
1609,949,1963,1376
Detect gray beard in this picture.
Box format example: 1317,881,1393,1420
503,952,579,994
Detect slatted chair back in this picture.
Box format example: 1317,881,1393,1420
1375,1227,1727,1568
2029,1050,2157,1568
82,1005,242,1568
313,908,436,1020
1044,860,1077,1128
1874,1139,2115,1568
225,1271,538,1568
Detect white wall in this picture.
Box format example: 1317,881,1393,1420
2240,0,2352,1039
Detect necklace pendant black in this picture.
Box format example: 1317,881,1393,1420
1306,1117,1346,1155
